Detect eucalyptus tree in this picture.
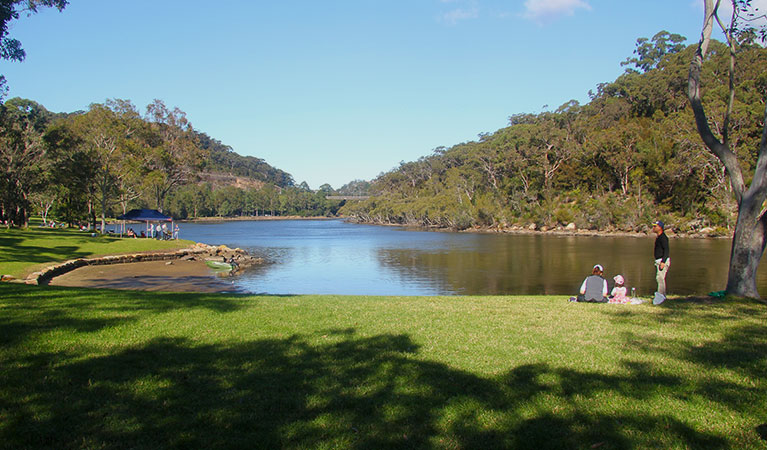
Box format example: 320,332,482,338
589,117,647,196
66,100,146,233
688,0,767,298
508,105,582,218
621,30,687,73
0,98,52,226
44,112,94,227
144,99,203,212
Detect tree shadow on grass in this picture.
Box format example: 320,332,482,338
1,331,728,449
0,229,97,266
603,297,767,445
0,284,248,347
0,243,88,266
0,228,159,270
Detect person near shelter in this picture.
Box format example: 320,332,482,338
575,264,609,303
653,220,670,301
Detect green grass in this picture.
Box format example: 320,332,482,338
0,227,194,278
1,284,765,449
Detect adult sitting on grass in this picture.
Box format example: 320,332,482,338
573,264,609,303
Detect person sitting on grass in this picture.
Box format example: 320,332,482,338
609,275,629,304
574,264,609,303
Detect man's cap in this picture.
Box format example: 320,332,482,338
593,264,603,272
653,220,664,229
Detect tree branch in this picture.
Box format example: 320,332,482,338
688,0,746,203
745,101,767,209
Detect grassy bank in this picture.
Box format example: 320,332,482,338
0,227,194,279
1,284,765,448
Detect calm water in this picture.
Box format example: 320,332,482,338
178,219,767,296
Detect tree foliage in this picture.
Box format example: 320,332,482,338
0,98,52,226
0,96,339,227
342,36,767,236
197,131,294,188
621,30,687,73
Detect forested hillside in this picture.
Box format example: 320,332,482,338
196,131,294,187
341,34,767,234
0,97,343,229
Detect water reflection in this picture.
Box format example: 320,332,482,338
178,219,767,296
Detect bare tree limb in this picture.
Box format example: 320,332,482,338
688,0,747,203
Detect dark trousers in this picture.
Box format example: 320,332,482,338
577,294,608,303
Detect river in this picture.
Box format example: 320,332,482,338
178,219,767,297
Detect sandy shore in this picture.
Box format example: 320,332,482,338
49,259,242,293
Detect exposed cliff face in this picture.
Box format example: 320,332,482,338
197,172,266,190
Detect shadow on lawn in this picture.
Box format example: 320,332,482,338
0,242,87,266
2,331,731,449
0,228,132,268
0,284,247,347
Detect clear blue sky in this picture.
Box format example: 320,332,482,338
2,0,757,189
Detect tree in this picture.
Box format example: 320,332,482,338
688,0,767,298
44,118,98,227
0,97,51,226
589,117,647,196
143,100,203,212
0,0,68,99
622,30,687,73
65,100,146,233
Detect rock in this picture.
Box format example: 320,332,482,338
687,219,703,230
700,227,715,234
566,222,577,231
166,261,174,265
528,223,537,231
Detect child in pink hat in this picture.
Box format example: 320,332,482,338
609,275,629,304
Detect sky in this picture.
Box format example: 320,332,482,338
2,0,764,190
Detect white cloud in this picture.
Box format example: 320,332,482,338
440,7,479,24
437,0,479,25
522,0,591,23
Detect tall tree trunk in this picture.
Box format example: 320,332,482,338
726,194,767,297
688,0,767,298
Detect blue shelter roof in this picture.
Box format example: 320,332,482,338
117,209,173,221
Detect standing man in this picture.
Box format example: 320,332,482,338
652,220,670,304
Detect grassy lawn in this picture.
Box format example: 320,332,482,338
1,284,765,449
0,227,194,279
